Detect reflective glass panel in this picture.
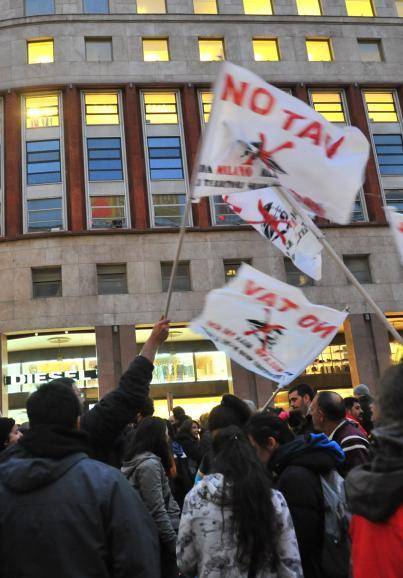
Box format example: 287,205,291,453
199,39,225,61
252,39,279,61
243,0,273,14
144,93,178,124
26,140,61,185
364,92,398,122
26,95,59,128
90,195,126,228
143,39,169,61
85,93,119,125
28,39,54,64
87,138,123,181
306,39,332,61
345,0,374,16
27,198,63,232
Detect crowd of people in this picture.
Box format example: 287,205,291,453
0,318,402,578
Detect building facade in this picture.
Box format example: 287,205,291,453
0,0,402,421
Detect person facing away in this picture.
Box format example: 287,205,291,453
177,425,303,578
345,363,403,578
247,413,346,578
0,382,160,578
310,391,369,477
288,383,315,435
122,416,180,578
344,396,368,436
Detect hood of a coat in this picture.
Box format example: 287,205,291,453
121,451,161,478
195,473,230,505
270,433,345,476
345,423,403,522
0,445,86,494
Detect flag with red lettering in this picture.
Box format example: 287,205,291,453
387,208,403,264
193,62,369,224
191,264,347,385
224,187,322,279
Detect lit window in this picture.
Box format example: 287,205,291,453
311,92,346,122
84,93,119,125
373,134,403,175
224,260,251,281
83,0,109,13
25,0,55,16
32,267,62,298
26,140,61,185
161,262,191,291
213,196,243,225
137,0,166,13
90,196,126,228
144,93,178,124
364,92,398,122
27,198,63,232
252,39,279,61
357,39,383,62
243,0,273,14
384,190,403,213
87,138,123,181
147,137,183,180
397,1,403,17
27,39,54,64
199,38,225,61
200,91,213,123
97,264,127,295
153,194,187,227
296,0,321,15
25,95,59,128
194,0,217,13
143,38,169,62
85,38,112,61
343,255,372,284
306,39,332,61
284,259,313,287
345,0,374,16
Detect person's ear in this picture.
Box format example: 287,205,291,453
266,436,278,451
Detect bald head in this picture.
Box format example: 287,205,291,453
310,391,346,435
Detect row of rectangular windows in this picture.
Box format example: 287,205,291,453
26,36,387,64
25,1,403,18
31,253,374,299
17,87,403,233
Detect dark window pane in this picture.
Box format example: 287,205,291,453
97,264,127,294
284,258,313,287
161,262,191,291
343,256,372,284
32,267,62,298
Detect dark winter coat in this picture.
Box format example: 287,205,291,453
0,441,160,578
80,355,153,465
269,433,345,578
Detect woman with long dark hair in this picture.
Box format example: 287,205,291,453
122,416,180,578
177,425,303,578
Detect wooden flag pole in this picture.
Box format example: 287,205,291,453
261,385,283,412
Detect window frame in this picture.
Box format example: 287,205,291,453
342,255,372,284
86,137,124,182
97,263,128,295
161,261,191,292
363,90,400,124
27,198,63,233
89,195,127,229
305,38,333,62
296,0,322,16
373,134,403,176
85,37,113,62
243,0,273,15
147,136,184,181
142,38,170,62
82,0,109,14
27,38,54,65
345,0,375,17
252,38,280,62
25,0,55,16
357,39,383,62
32,266,62,298
384,189,403,213
198,38,225,62
26,139,62,186
193,0,218,14
137,0,166,13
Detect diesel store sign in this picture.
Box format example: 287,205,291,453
4,370,98,387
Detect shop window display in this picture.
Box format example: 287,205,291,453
151,350,228,385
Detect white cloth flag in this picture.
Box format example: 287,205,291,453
224,188,322,280
193,62,369,224
191,264,347,386
387,208,403,264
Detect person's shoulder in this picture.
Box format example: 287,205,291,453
76,456,128,484
340,421,369,442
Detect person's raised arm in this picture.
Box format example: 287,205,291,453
139,318,170,364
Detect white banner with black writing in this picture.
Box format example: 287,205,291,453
191,264,347,386
193,62,369,225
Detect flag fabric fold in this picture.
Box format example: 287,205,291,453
387,207,403,265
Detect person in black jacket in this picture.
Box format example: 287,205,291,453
176,418,202,478
247,412,345,578
51,318,169,466
0,381,160,578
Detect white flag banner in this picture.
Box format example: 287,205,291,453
191,264,347,386
223,188,322,280
193,62,369,224
387,208,403,265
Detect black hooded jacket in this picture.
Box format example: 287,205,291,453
0,429,160,578
269,434,345,578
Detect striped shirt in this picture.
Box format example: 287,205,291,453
329,419,370,477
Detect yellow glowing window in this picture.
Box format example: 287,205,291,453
311,92,345,122
243,0,273,14
27,39,54,64
345,0,374,16
199,39,225,61
252,39,279,61
85,93,119,125
306,39,332,61
296,0,322,15
143,38,169,62
25,95,59,128
397,1,403,17
137,0,166,13
364,92,398,122
194,0,217,13
200,91,213,123
144,93,178,124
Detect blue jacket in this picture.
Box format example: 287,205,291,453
0,445,160,578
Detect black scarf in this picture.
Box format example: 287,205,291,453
20,425,92,459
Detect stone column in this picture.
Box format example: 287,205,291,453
231,360,258,405
0,335,8,415
96,325,138,398
344,313,391,394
